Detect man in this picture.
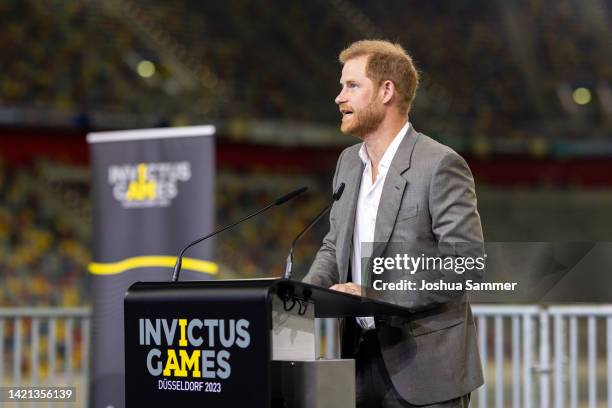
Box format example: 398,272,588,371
303,40,484,407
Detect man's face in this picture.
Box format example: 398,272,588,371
335,55,384,138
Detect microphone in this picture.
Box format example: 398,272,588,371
172,186,308,282
283,182,345,280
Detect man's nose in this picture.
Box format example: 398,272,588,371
334,87,346,105
335,90,345,105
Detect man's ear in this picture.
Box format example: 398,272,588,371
381,80,395,104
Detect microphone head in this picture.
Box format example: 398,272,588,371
275,186,308,206
332,182,346,201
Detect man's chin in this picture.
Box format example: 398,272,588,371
340,123,364,139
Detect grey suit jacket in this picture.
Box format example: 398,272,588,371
303,125,484,405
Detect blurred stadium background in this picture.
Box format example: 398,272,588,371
1,0,612,406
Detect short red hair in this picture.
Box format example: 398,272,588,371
339,40,420,113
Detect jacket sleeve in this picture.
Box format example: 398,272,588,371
379,150,485,314
430,151,483,245
415,150,485,310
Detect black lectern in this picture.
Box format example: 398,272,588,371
124,278,411,408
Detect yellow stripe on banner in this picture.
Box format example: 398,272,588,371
88,256,218,276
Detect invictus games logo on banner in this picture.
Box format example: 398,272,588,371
108,161,192,208
139,318,252,393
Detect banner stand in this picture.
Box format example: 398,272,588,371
87,126,216,408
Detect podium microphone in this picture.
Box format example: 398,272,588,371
283,182,345,280
171,186,308,282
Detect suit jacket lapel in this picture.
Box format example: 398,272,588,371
373,171,407,245
338,152,363,283
365,127,419,286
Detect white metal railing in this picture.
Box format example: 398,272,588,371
471,304,543,408
316,304,612,408
0,307,90,407
548,305,612,408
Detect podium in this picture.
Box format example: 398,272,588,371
124,278,412,407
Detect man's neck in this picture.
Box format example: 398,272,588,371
362,115,408,179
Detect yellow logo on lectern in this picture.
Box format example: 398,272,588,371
108,161,191,208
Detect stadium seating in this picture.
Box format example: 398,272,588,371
0,158,329,306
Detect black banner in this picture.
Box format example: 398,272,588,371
87,126,216,408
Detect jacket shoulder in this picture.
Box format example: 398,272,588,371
414,132,462,162
411,132,470,175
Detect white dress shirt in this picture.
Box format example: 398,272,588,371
352,121,410,329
